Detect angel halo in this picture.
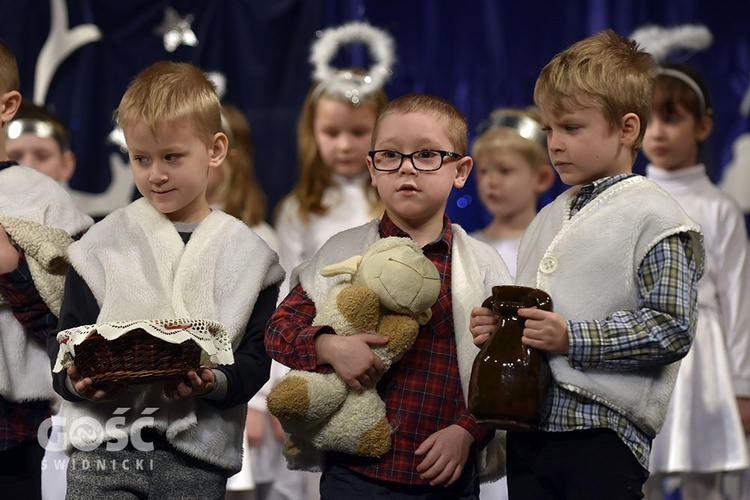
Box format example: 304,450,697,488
309,21,396,106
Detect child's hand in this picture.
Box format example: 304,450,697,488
315,332,388,393
415,424,474,486
67,365,127,401
518,307,569,354
164,367,216,399
0,224,20,274
469,306,498,347
245,407,265,447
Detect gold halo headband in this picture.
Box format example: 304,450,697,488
476,113,547,149
7,118,70,151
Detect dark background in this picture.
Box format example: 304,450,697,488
1,0,749,232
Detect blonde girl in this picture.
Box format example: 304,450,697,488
274,72,387,288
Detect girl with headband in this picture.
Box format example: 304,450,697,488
643,63,750,500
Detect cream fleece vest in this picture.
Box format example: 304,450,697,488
516,176,703,436
0,166,92,403
62,198,284,473
295,220,513,481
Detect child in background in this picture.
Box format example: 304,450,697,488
5,102,81,500
642,63,750,500
49,61,284,499
212,103,282,500
274,70,387,289
209,103,279,251
267,93,512,498
6,102,76,183
0,39,93,500
470,30,704,499
470,107,554,278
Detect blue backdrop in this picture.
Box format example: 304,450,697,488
1,0,749,232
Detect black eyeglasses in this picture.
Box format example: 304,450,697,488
368,149,464,172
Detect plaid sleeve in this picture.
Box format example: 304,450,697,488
567,232,700,370
0,248,57,345
265,283,333,372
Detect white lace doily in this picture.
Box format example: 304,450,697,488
53,318,234,373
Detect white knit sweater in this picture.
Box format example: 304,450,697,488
516,176,703,435
62,198,284,473
0,166,92,403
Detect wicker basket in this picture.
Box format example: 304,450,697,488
74,328,202,384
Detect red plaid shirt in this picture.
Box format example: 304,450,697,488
0,250,54,450
266,213,491,485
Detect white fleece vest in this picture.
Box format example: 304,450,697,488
0,166,92,403
516,176,703,436
295,220,513,481
62,198,284,473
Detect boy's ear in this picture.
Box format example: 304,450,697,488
620,112,640,147
453,155,473,189
366,154,378,187
0,91,21,125
60,150,76,182
208,132,228,168
534,163,556,194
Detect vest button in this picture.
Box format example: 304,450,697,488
539,256,558,274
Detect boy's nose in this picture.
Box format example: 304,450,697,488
547,134,563,152
149,164,168,183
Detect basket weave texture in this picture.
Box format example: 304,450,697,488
74,328,201,384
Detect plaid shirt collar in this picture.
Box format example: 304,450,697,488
569,173,637,216
378,211,453,251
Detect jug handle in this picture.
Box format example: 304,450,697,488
524,289,553,312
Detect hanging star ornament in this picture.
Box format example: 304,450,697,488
154,7,198,53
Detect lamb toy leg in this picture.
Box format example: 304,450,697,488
267,371,348,434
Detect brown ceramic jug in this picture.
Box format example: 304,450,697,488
468,285,553,431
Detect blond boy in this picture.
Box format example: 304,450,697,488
471,108,555,278
266,93,512,498
50,62,284,498
470,30,704,499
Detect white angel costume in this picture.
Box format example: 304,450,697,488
647,164,750,474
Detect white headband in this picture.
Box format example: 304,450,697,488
657,68,707,114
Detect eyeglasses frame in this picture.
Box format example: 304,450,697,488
368,149,465,172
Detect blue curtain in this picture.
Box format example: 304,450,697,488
1,0,748,231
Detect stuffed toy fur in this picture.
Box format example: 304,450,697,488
267,236,440,468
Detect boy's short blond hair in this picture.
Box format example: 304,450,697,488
117,61,221,144
0,39,19,94
372,93,468,155
534,29,657,154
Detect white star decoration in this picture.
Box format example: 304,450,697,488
155,7,198,53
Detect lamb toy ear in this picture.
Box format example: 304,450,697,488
320,255,363,277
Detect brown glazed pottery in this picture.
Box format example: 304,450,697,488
468,285,553,431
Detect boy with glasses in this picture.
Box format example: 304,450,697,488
266,93,512,499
